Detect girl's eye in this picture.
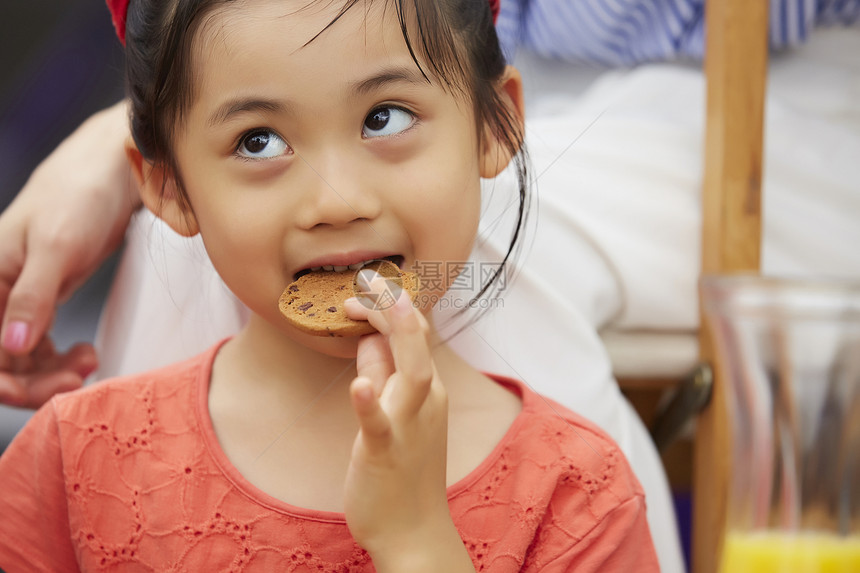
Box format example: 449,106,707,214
362,106,415,138
236,129,291,159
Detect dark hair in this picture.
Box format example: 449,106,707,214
125,0,530,326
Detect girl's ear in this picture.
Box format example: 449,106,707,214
479,65,526,179
124,138,200,237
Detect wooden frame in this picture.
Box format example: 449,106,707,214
617,2,768,571
694,1,767,572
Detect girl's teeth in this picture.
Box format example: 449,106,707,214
306,258,394,274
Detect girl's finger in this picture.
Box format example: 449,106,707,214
343,296,369,321
345,292,394,335
354,332,394,396
383,292,434,417
348,276,410,337
349,376,391,451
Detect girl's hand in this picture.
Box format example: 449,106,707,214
342,282,474,572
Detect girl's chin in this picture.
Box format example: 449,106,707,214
289,330,363,359
247,311,364,358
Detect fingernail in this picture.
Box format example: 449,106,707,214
2,321,29,353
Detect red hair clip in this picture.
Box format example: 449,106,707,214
108,0,501,44
488,0,500,22
106,0,129,44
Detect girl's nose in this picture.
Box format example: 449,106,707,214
294,155,382,230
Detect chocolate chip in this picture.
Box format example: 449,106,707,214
298,302,313,312
289,284,299,292
327,307,337,313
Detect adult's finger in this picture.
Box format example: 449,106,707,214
0,247,68,356
0,342,95,408
0,367,82,409
0,371,83,409
0,370,24,405
43,341,98,379
22,345,93,408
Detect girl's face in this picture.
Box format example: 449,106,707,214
153,0,513,354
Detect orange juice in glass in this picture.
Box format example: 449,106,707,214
703,277,860,573
720,532,860,573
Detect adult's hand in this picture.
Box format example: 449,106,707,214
0,100,141,408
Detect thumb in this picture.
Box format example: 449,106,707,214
1,253,65,355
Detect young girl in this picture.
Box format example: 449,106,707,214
0,0,658,570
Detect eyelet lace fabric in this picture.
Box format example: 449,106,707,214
0,343,657,572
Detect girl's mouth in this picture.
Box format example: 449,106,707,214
293,255,404,281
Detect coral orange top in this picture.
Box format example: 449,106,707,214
0,341,657,572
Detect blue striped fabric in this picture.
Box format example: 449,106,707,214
496,0,860,67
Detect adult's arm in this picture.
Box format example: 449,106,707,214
496,0,860,67
0,100,139,408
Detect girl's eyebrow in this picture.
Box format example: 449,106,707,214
351,67,427,97
207,98,289,128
